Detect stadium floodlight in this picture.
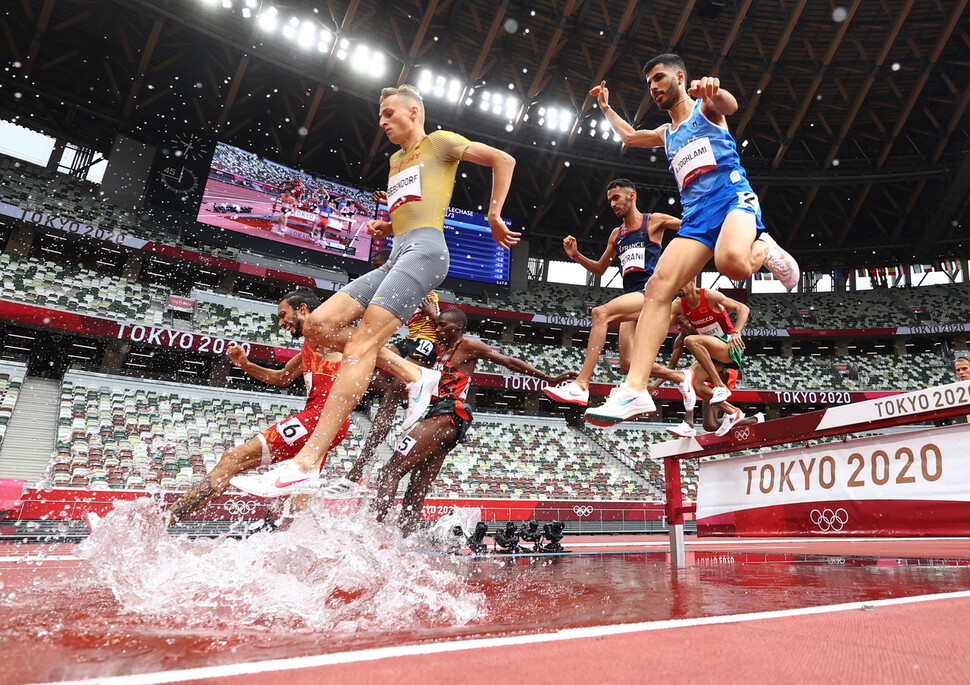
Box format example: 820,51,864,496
283,23,296,39
418,70,433,92
298,21,316,49
245,0,257,6
316,28,333,53
241,7,251,18
221,0,232,8
504,97,519,120
446,79,462,103
257,6,278,31
348,44,385,77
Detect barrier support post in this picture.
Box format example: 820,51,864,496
663,456,686,567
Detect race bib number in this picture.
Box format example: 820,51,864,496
618,246,645,275
276,416,308,446
672,137,717,189
387,166,422,212
396,435,418,455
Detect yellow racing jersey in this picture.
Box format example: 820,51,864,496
406,291,439,341
386,130,470,236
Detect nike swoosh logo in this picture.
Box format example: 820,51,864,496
618,396,636,406
274,477,311,488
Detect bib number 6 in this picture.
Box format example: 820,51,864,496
277,416,308,445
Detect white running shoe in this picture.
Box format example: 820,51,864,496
667,421,697,438
677,368,696,411
760,233,800,291
543,380,589,406
230,460,320,498
710,385,732,405
319,477,362,499
715,409,746,437
584,383,656,427
85,512,102,534
402,367,441,432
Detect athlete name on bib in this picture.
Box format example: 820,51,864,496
619,246,645,274
387,166,422,212
696,321,726,337
672,137,717,189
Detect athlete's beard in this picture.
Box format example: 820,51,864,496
291,316,304,338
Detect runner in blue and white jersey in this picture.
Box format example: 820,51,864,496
585,53,800,426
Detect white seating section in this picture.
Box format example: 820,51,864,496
429,419,654,501
0,362,27,448
0,252,166,325
48,372,340,490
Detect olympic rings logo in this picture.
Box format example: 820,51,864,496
733,427,752,441
224,499,256,516
810,508,849,532
573,506,594,517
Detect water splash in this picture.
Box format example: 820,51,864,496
77,497,485,632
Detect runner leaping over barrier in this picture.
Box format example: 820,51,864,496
652,380,970,566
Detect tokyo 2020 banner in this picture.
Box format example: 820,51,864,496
697,423,970,536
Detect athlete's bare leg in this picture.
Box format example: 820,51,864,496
294,303,409,472
371,415,457,531
302,292,424,386
349,378,407,482
574,293,642,390
168,436,263,524
625,238,713,391
683,336,735,390
713,210,770,282
399,445,452,536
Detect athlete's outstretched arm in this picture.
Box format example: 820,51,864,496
461,142,519,249
704,289,750,355
563,229,618,277
689,76,738,122
228,346,302,387
589,81,666,148
473,339,576,385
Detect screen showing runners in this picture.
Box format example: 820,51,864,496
372,204,512,286
195,142,377,261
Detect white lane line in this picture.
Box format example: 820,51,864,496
566,537,970,549
0,555,78,562
44,589,970,685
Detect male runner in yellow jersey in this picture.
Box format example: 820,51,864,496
321,290,441,496
234,84,517,498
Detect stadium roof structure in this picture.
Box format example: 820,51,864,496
1,0,968,271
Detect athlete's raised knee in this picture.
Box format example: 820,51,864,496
713,253,753,282
591,305,610,325
684,335,703,354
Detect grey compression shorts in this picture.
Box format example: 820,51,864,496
341,226,449,322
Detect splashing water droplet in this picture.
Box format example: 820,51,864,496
77,498,485,631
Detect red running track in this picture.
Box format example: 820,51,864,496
3,535,970,684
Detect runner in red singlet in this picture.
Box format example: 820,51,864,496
167,291,348,524
667,280,751,434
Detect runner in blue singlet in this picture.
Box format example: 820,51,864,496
585,53,801,426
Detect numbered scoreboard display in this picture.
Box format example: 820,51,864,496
372,204,512,287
